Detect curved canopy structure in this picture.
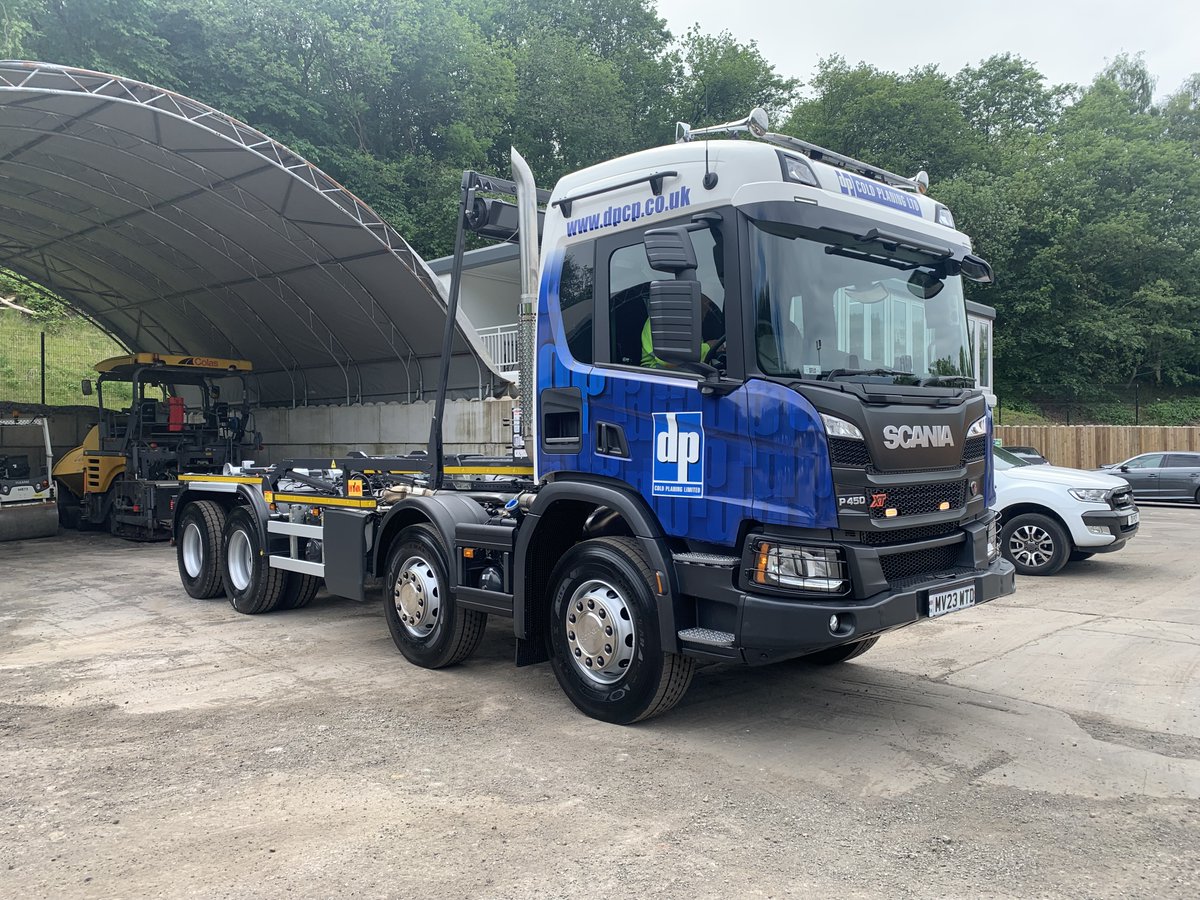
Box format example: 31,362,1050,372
0,61,509,406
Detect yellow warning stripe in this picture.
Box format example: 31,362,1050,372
179,474,264,484
443,465,533,475
271,492,377,509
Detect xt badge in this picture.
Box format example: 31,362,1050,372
652,411,704,497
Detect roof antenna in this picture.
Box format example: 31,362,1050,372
701,83,717,189
676,107,771,192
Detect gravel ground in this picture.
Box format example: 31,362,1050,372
2,504,1198,898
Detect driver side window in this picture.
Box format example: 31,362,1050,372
1126,454,1164,469
606,229,725,368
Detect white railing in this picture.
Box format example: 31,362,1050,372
477,322,520,372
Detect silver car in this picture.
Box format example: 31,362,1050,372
1099,452,1200,503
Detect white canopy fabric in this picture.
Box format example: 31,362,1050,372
0,61,509,406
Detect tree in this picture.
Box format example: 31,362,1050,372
784,57,981,179
675,26,797,129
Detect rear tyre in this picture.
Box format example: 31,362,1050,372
220,505,286,614
384,524,486,668
176,500,227,599
278,573,321,610
547,537,695,724
803,636,879,665
1001,512,1070,576
1069,550,1095,563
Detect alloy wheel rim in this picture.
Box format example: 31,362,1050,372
182,522,203,578
394,555,441,639
1010,524,1054,568
564,579,636,686
228,529,254,591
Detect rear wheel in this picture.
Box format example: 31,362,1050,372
220,506,287,614
176,500,227,599
547,537,695,724
1001,512,1070,576
278,573,321,610
803,636,879,665
384,524,486,668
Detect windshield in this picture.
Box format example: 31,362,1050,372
748,221,974,383
993,447,1027,470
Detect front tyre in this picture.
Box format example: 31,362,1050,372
547,537,695,724
1001,512,1070,576
176,500,227,599
384,524,486,668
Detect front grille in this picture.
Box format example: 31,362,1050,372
869,480,966,518
829,437,871,467
960,435,987,465
852,522,960,546
1110,489,1134,510
879,543,961,583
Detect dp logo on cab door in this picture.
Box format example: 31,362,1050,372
652,412,704,497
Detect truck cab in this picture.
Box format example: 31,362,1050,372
525,119,1013,671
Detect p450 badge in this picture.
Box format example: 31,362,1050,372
837,493,867,509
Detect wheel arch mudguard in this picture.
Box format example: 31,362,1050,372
371,493,491,578
171,482,270,546
514,477,681,662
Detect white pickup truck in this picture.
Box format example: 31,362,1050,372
993,446,1140,576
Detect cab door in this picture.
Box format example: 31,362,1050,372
1163,453,1200,500
1118,453,1166,498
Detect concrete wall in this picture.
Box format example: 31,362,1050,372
251,397,517,464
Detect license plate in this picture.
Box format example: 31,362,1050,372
928,583,976,618
1125,511,1139,526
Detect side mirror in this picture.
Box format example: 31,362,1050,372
959,254,994,285
1119,465,1129,472
644,226,698,274
648,280,702,367
81,379,92,396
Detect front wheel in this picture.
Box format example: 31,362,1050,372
384,524,486,668
547,537,695,724
1001,512,1070,576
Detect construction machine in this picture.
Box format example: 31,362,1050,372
54,353,258,540
0,405,59,542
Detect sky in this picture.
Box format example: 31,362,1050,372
655,0,1198,101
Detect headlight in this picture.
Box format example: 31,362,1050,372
752,540,847,593
987,518,999,562
778,151,819,187
967,416,988,438
821,414,863,440
935,205,955,228
1069,488,1109,503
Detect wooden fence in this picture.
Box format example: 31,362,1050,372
994,425,1200,470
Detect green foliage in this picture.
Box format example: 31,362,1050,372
1142,398,1200,426
0,310,126,405
0,1,1197,410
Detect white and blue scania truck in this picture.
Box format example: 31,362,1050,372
172,109,1016,723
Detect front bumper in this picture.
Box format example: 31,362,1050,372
1079,507,1140,552
735,557,1015,664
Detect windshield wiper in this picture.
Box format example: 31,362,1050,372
917,374,975,387
820,367,915,382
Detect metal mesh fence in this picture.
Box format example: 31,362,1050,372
998,384,1200,427
0,309,128,407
